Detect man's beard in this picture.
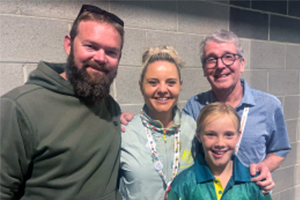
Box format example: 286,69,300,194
65,49,117,104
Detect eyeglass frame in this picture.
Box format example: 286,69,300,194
203,53,243,69
76,4,124,27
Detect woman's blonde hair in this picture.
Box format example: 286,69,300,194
196,102,240,136
140,46,183,85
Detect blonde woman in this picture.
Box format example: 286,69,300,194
119,46,196,199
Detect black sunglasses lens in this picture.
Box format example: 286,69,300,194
78,5,124,27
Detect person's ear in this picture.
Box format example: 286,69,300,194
64,34,72,56
180,79,183,90
203,66,208,77
196,131,202,143
239,58,245,73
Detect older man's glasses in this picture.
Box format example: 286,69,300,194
204,53,242,68
76,4,124,27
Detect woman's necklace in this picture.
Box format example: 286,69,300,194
140,110,179,142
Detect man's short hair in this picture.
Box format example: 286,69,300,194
200,29,244,67
70,5,125,50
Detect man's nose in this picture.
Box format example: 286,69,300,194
93,49,106,63
216,57,226,69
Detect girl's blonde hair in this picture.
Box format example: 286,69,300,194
196,102,240,135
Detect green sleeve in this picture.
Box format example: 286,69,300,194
0,97,34,199
167,189,180,200
263,193,272,200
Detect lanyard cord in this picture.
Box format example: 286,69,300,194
235,107,249,154
145,128,181,188
140,110,181,188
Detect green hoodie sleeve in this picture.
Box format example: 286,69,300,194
1,97,35,199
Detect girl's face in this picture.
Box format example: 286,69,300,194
197,114,240,172
141,61,182,118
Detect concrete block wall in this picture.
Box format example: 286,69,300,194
0,0,299,199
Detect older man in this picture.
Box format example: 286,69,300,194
183,29,291,186
1,5,124,200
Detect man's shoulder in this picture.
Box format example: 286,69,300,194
183,90,212,118
106,95,121,107
103,95,122,117
1,84,43,103
187,90,212,103
250,88,282,106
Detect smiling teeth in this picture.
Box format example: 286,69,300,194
157,98,168,100
216,151,225,155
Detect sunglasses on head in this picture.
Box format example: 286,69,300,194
76,4,124,27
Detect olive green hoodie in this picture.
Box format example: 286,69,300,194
1,61,121,200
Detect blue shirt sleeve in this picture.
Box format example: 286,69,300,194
266,103,291,157
182,99,192,116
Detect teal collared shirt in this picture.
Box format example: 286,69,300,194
167,154,266,200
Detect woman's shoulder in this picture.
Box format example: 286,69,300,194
123,114,142,129
122,114,145,142
181,113,196,125
180,113,197,136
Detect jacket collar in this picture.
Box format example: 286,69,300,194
194,154,251,183
141,104,181,131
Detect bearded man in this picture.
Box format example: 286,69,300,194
1,4,124,200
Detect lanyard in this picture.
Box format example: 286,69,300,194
145,127,181,188
140,110,181,188
235,107,249,154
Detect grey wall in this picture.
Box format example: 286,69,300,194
0,0,299,199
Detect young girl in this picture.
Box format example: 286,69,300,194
167,102,271,200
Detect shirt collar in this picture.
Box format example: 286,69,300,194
194,154,251,183
209,79,256,109
238,79,256,108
